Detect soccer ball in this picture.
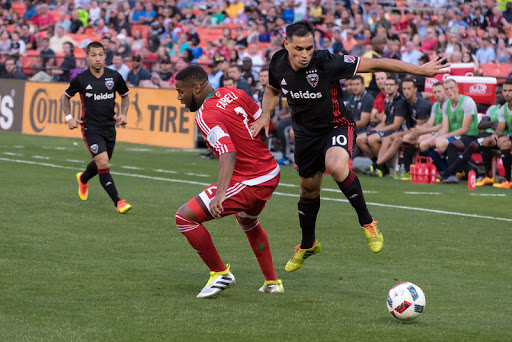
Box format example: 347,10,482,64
386,282,426,321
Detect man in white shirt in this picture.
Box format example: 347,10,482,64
108,53,130,81
401,41,423,66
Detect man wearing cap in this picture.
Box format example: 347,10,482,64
350,34,366,57
476,37,496,64
208,56,229,89
127,54,150,87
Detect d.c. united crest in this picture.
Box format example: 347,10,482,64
105,80,114,90
306,71,319,88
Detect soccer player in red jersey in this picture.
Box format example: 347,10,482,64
174,65,283,298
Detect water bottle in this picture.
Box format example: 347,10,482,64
400,163,406,180
468,170,476,190
394,163,400,180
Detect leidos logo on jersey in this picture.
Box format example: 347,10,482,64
289,90,323,99
93,92,115,100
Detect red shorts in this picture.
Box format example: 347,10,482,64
189,175,280,222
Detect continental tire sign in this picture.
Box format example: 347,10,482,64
0,80,25,132
22,82,195,148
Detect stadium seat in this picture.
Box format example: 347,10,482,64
499,63,510,77
481,63,499,77
131,25,148,40
11,2,26,17
21,51,40,76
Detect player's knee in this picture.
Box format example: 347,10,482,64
235,214,259,232
175,212,200,234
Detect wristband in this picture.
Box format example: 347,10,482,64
65,114,73,122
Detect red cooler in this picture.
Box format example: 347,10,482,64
449,76,497,105
425,63,475,93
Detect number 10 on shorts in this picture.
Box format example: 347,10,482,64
332,134,347,146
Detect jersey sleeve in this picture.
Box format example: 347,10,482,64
268,53,281,91
197,107,236,156
462,96,477,116
323,52,360,80
64,75,81,98
116,71,130,96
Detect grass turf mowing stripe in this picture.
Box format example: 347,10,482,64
2,156,511,223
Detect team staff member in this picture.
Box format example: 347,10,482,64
174,66,283,298
250,21,449,272
62,41,132,214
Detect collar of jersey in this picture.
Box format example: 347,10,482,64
204,88,216,102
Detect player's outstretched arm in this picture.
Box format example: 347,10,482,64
210,152,236,219
61,94,82,129
357,57,451,78
250,85,281,137
117,95,130,125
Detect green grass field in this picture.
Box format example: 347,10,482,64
1,132,511,341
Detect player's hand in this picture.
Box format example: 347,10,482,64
210,193,226,219
419,57,451,77
250,115,270,137
116,114,128,126
67,118,82,130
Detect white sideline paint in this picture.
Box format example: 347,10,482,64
279,182,378,194
470,193,506,197
33,155,51,160
404,192,442,195
65,159,83,163
3,152,23,156
1,156,511,223
125,148,154,152
153,169,177,174
185,172,209,177
121,165,144,170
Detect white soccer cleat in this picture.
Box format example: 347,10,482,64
259,279,284,294
197,264,236,298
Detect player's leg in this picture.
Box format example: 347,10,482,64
442,141,480,183
76,127,101,200
324,126,382,253
493,136,512,188
402,133,417,174
356,132,375,159
376,134,403,176
368,132,383,159
175,193,234,298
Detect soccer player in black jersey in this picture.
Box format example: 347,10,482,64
250,21,449,272
62,41,132,214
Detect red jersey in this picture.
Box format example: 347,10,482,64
196,87,279,185
372,91,387,113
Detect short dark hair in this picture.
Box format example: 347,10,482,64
402,77,417,88
350,75,364,85
386,77,398,85
504,78,512,86
229,64,242,72
432,81,444,88
286,20,314,41
175,65,208,84
260,65,269,73
87,41,104,54
223,77,236,84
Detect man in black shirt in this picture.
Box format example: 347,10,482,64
1,57,27,80
347,75,374,136
250,21,448,272
62,41,132,214
51,42,76,82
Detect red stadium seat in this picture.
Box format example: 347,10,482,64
12,3,26,17
481,63,499,77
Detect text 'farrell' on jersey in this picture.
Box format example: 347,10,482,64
196,87,279,185
268,49,360,136
65,68,130,128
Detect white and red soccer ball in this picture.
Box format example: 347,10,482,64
387,282,426,321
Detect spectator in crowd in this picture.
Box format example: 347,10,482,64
421,27,438,54
95,18,110,36
496,38,511,64
401,41,423,66
114,12,131,36
167,56,189,89
51,42,76,82
240,43,265,76
241,57,257,86
0,30,10,53
350,34,366,57
129,1,146,25
108,53,130,81
8,31,25,58
1,57,27,79
116,33,132,59
309,0,326,25
101,35,114,66
362,36,386,97
36,37,55,73
32,4,55,32
222,76,236,88
127,54,150,87
143,55,174,88
476,37,496,64
504,2,512,23
227,63,252,98
69,10,84,34
55,10,71,32
20,24,36,50
208,56,229,89
49,26,77,53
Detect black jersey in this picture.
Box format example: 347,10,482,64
268,49,360,136
384,93,408,129
65,68,130,128
406,96,431,129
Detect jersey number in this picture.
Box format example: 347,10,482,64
234,106,253,139
332,135,347,146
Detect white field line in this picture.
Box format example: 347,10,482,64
65,159,83,163
185,172,209,177
33,155,51,160
404,192,442,195
153,169,177,174
469,193,507,197
120,165,145,170
1,156,511,223
3,152,23,156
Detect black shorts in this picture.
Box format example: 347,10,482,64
448,134,478,148
82,125,116,158
295,125,355,178
367,129,400,138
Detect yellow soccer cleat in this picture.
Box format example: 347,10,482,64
116,200,132,214
197,264,236,298
76,172,88,201
475,177,494,186
285,240,321,272
259,279,284,294
492,179,512,189
362,220,383,253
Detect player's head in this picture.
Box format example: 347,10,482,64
384,77,399,97
443,78,459,101
502,78,512,103
86,41,106,72
401,78,417,101
350,75,365,96
284,20,314,70
432,81,446,103
175,65,210,112
375,72,388,92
